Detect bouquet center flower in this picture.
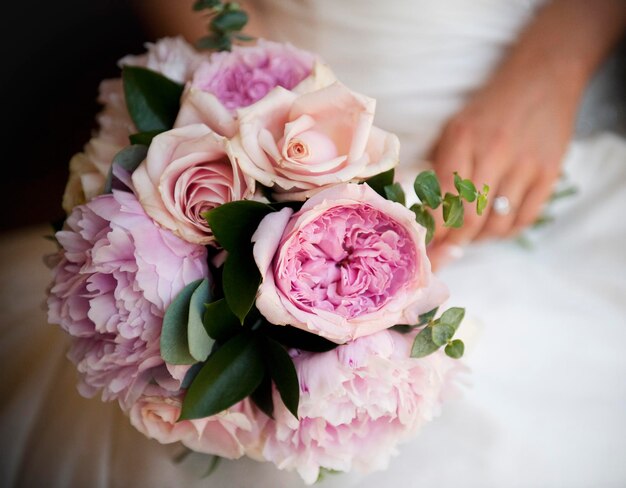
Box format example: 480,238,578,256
275,204,418,319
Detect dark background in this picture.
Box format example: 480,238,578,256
2,1,148,231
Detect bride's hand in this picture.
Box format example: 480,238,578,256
429,0,625,250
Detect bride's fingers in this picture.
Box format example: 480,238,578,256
476,163,537,240
509,171,558,236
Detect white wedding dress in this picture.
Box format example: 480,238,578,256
2,1,626,487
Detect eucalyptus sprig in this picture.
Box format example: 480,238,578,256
193,0,253,52
411,170,489,245
403,307,466,359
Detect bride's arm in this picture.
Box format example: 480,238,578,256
431,0,626,249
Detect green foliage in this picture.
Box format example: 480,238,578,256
161,279,204,365
193,0,253,52
445,339,465,359
384,182,406,205
263,337,300,419
204,201,275,323
414,171,442,209
250,373,274,418
410,326,440,358
261,324,338,353
417,307,439,326
410,307,466,360
442,193,464,228
203,298,241,343
431,322,455,347
454,172,477,202
410,204,435,245
477,184,490,215
188,279,214,362
122,66,183,133
104,144,148,193
180,333,265,420
439,307,465,330
364,168,395,198
129,130,163,146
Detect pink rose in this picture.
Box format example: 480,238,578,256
174,40,334,138
261,330,461,484
230,82,399,198
132,124,255,245
47,191,208,408
253,183,448,343
129,387,267,459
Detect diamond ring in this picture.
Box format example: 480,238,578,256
493,195,511,216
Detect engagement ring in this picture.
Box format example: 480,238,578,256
493,195,511,216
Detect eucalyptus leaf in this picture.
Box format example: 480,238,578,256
181,362,204,389
477,184,489,215
410,204,435,245
203,298,241,342
431,322,455,347
211,10,248,33
439,307,465,331
364,169,395,198
188,279,214,362
122,66,184,133
384,183,406,205
445,339,465,359
197,35,231,51
417,307,439,326
160,279,203,365
454,173,477,202
193,0,221,10
414,171,442,209
104,144,148,193
263,337,300,419
443,193,464,228
179,333,265,420
410,326,439,358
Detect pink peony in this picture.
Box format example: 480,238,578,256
132,124,255,245
230,81,399,198
129,386,267,459
47,191,208,408
175,40,335,138
262,330,460,484
253,183,448,343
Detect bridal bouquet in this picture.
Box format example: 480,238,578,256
47,3,487,483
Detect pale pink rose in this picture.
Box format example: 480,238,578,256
261,330,461,484
175,40,335,138
132,124,255,245
230,82,399,198
47,191,208,408
63,37,207,213
129,387,267,459
253,183,448,343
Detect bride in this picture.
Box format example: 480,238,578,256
2,1,625,486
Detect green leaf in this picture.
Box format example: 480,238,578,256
454,173,477,202
550,186,578,202
390,324,414,334
222,250,261,323
129,130,163,146
263,337,300,419
160,279,203,365
443,193,464,228
197,35,232,51
104,144,148,193
233,33,255,42
410,204,435,245
122,66,184,133
364,168,395,198
439,307,465,331
250,373,274,419
410,326,440,358
262,324,338,352
202,456,221,478
477,184,489,216
181,362,203,389
211,10,248,33
431,322,455,347
414,170,442,209
384,183,406,205
417,307,439,326
188,279,214,362
203,200,274,252
193,0,221,10
180,333,265,420
445,339,465,359
203,298,241,342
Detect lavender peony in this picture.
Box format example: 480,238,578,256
47,191,208,408
262,330,460,484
